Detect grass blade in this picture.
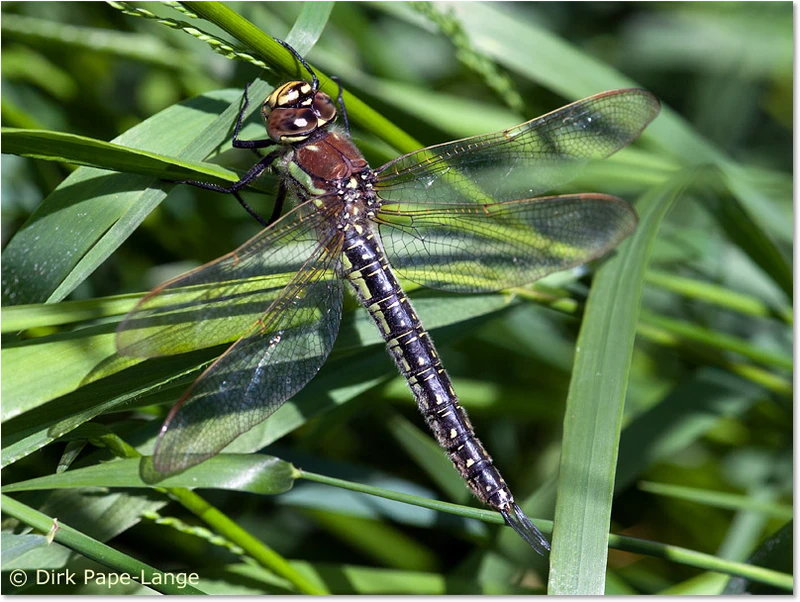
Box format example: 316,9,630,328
548,171,695,594
0,494,205,594
2,455,297,495
1,128,243,183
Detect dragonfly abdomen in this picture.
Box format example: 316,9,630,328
341,224,515,511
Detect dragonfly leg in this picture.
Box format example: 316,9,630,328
266,180,287,225
273,38,319,90
330,75,350,135
172,148,282,195
231,82,274,150
231,191,269,228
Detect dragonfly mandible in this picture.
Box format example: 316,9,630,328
117,40,660,555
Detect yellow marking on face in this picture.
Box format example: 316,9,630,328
299,82,312,94
279,88,300,104
281,134,312,143
346,177,358,189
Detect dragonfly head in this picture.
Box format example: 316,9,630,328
262,81,337,144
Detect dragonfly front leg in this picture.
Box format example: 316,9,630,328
172,148,283,228
173,79,282,193
231,82,274,150
267,180,287,225
175,148,282,193
169,84,287,228
330,75,350,136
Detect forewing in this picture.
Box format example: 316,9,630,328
374,89,660,207
117,196,332,358
116,195,345,477
149,231,344,476
377,194,637,292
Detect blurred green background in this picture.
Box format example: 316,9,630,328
1,1,792,595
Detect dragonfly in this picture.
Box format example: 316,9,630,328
117,41,660,555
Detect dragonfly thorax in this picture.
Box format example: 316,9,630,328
261,81,337,144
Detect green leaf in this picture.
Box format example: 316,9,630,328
1,88,246,306
2,455,297,495
658,573,732,595
548,170,696,594
1,128,243,183
638,481,792,521
1,533,50,564
301,467,792,590
283,1,334,55
1,345,204,467
215,560,536,594
1,295,140,332
615,369,761,492
723,521,793,594
1,494,204,594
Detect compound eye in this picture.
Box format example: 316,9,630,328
261,101,273,123
267,107,318,142
312,92,336,125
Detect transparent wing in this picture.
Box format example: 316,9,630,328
117,198,344,478
117,196,333,358
149,234,343,477
377,194,637,293
374,89,660,206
